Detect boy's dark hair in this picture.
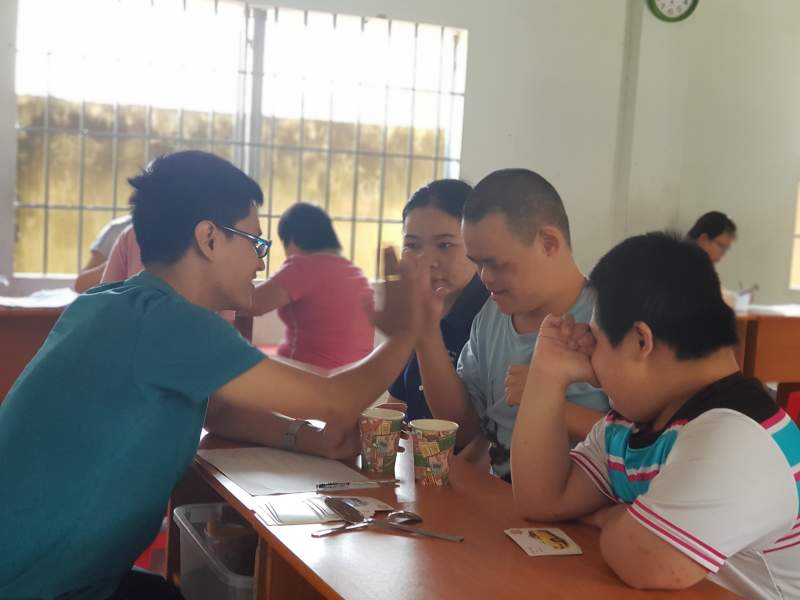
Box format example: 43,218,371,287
277,202,341,252
687,211,737,241
402,179,473,221
130,151,263,265
588,231,738,360
463,168,571,247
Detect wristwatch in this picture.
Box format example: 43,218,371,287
283,419,312,451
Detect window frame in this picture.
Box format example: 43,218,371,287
9,1,466,283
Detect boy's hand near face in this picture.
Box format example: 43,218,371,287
529,314,600,390
510,313,611,525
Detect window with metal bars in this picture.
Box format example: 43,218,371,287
13,0,467,280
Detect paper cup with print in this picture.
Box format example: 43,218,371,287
358,408,405,474
409,419,459,486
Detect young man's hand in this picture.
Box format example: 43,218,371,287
311,420,407,460
505,364,529,407
530,314,600,389
368,247,422,340
310,423,361,460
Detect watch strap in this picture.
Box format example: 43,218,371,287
283,419,312,451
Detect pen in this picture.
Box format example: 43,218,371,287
316,479,398,491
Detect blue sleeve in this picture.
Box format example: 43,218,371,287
135,298,267,401
566,382,609,413
457,317,487,419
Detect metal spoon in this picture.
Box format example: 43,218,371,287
316,497,464,542
312,509,421,537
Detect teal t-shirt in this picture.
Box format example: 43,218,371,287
0,272,265,600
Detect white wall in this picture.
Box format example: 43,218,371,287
622,1,800,303
2,0,800,305
679,1,800,303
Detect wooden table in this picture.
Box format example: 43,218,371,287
166,434,738,600
0,307,63,401
737,307,800,408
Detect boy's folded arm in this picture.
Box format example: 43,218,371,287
600,509,708,590
512,370,612,521
513,454,613,522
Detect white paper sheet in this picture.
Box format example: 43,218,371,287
0,287,77,308
747,304,800,317
197,446,367,495
254,493,394,525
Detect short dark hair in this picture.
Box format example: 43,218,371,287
402,179,473,221
463,168,571,247
130,151,263,265
277,202,341,252
588,231,738,360
686,211,737,241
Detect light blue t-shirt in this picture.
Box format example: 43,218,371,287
0,271,265,600
456,286,609,479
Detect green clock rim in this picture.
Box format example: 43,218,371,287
646,0,699,22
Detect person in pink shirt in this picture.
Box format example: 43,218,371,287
101,222,236,322
250,202,375,369
101,223,143,284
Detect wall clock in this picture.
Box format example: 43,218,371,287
647,0,699,22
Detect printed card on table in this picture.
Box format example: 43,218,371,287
504,528,583,556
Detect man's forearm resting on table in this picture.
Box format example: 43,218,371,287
205,403,335,456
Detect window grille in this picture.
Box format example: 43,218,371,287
14,0,467,279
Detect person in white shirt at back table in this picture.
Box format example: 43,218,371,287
73,215,131,292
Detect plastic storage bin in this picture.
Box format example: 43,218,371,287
173,503,254,600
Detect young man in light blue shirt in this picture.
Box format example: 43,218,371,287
414,169,608,480
0,151,421,600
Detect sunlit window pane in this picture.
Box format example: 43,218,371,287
791,237,800,289
16,130,44,204
13,207,44,273
354,222,379,278
46,209,79,274
356,156,382,219
328,154,356,218
83,136,114,206
13,0,466,277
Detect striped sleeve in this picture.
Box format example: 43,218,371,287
628,409,798,572
569,417,616,502
627,499,726,572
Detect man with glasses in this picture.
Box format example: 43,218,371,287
0,151,422,600
102,222,271,285
216,223,272,258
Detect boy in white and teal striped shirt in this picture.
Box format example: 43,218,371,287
511,232,799,600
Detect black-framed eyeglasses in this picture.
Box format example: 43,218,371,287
216,224,272,259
